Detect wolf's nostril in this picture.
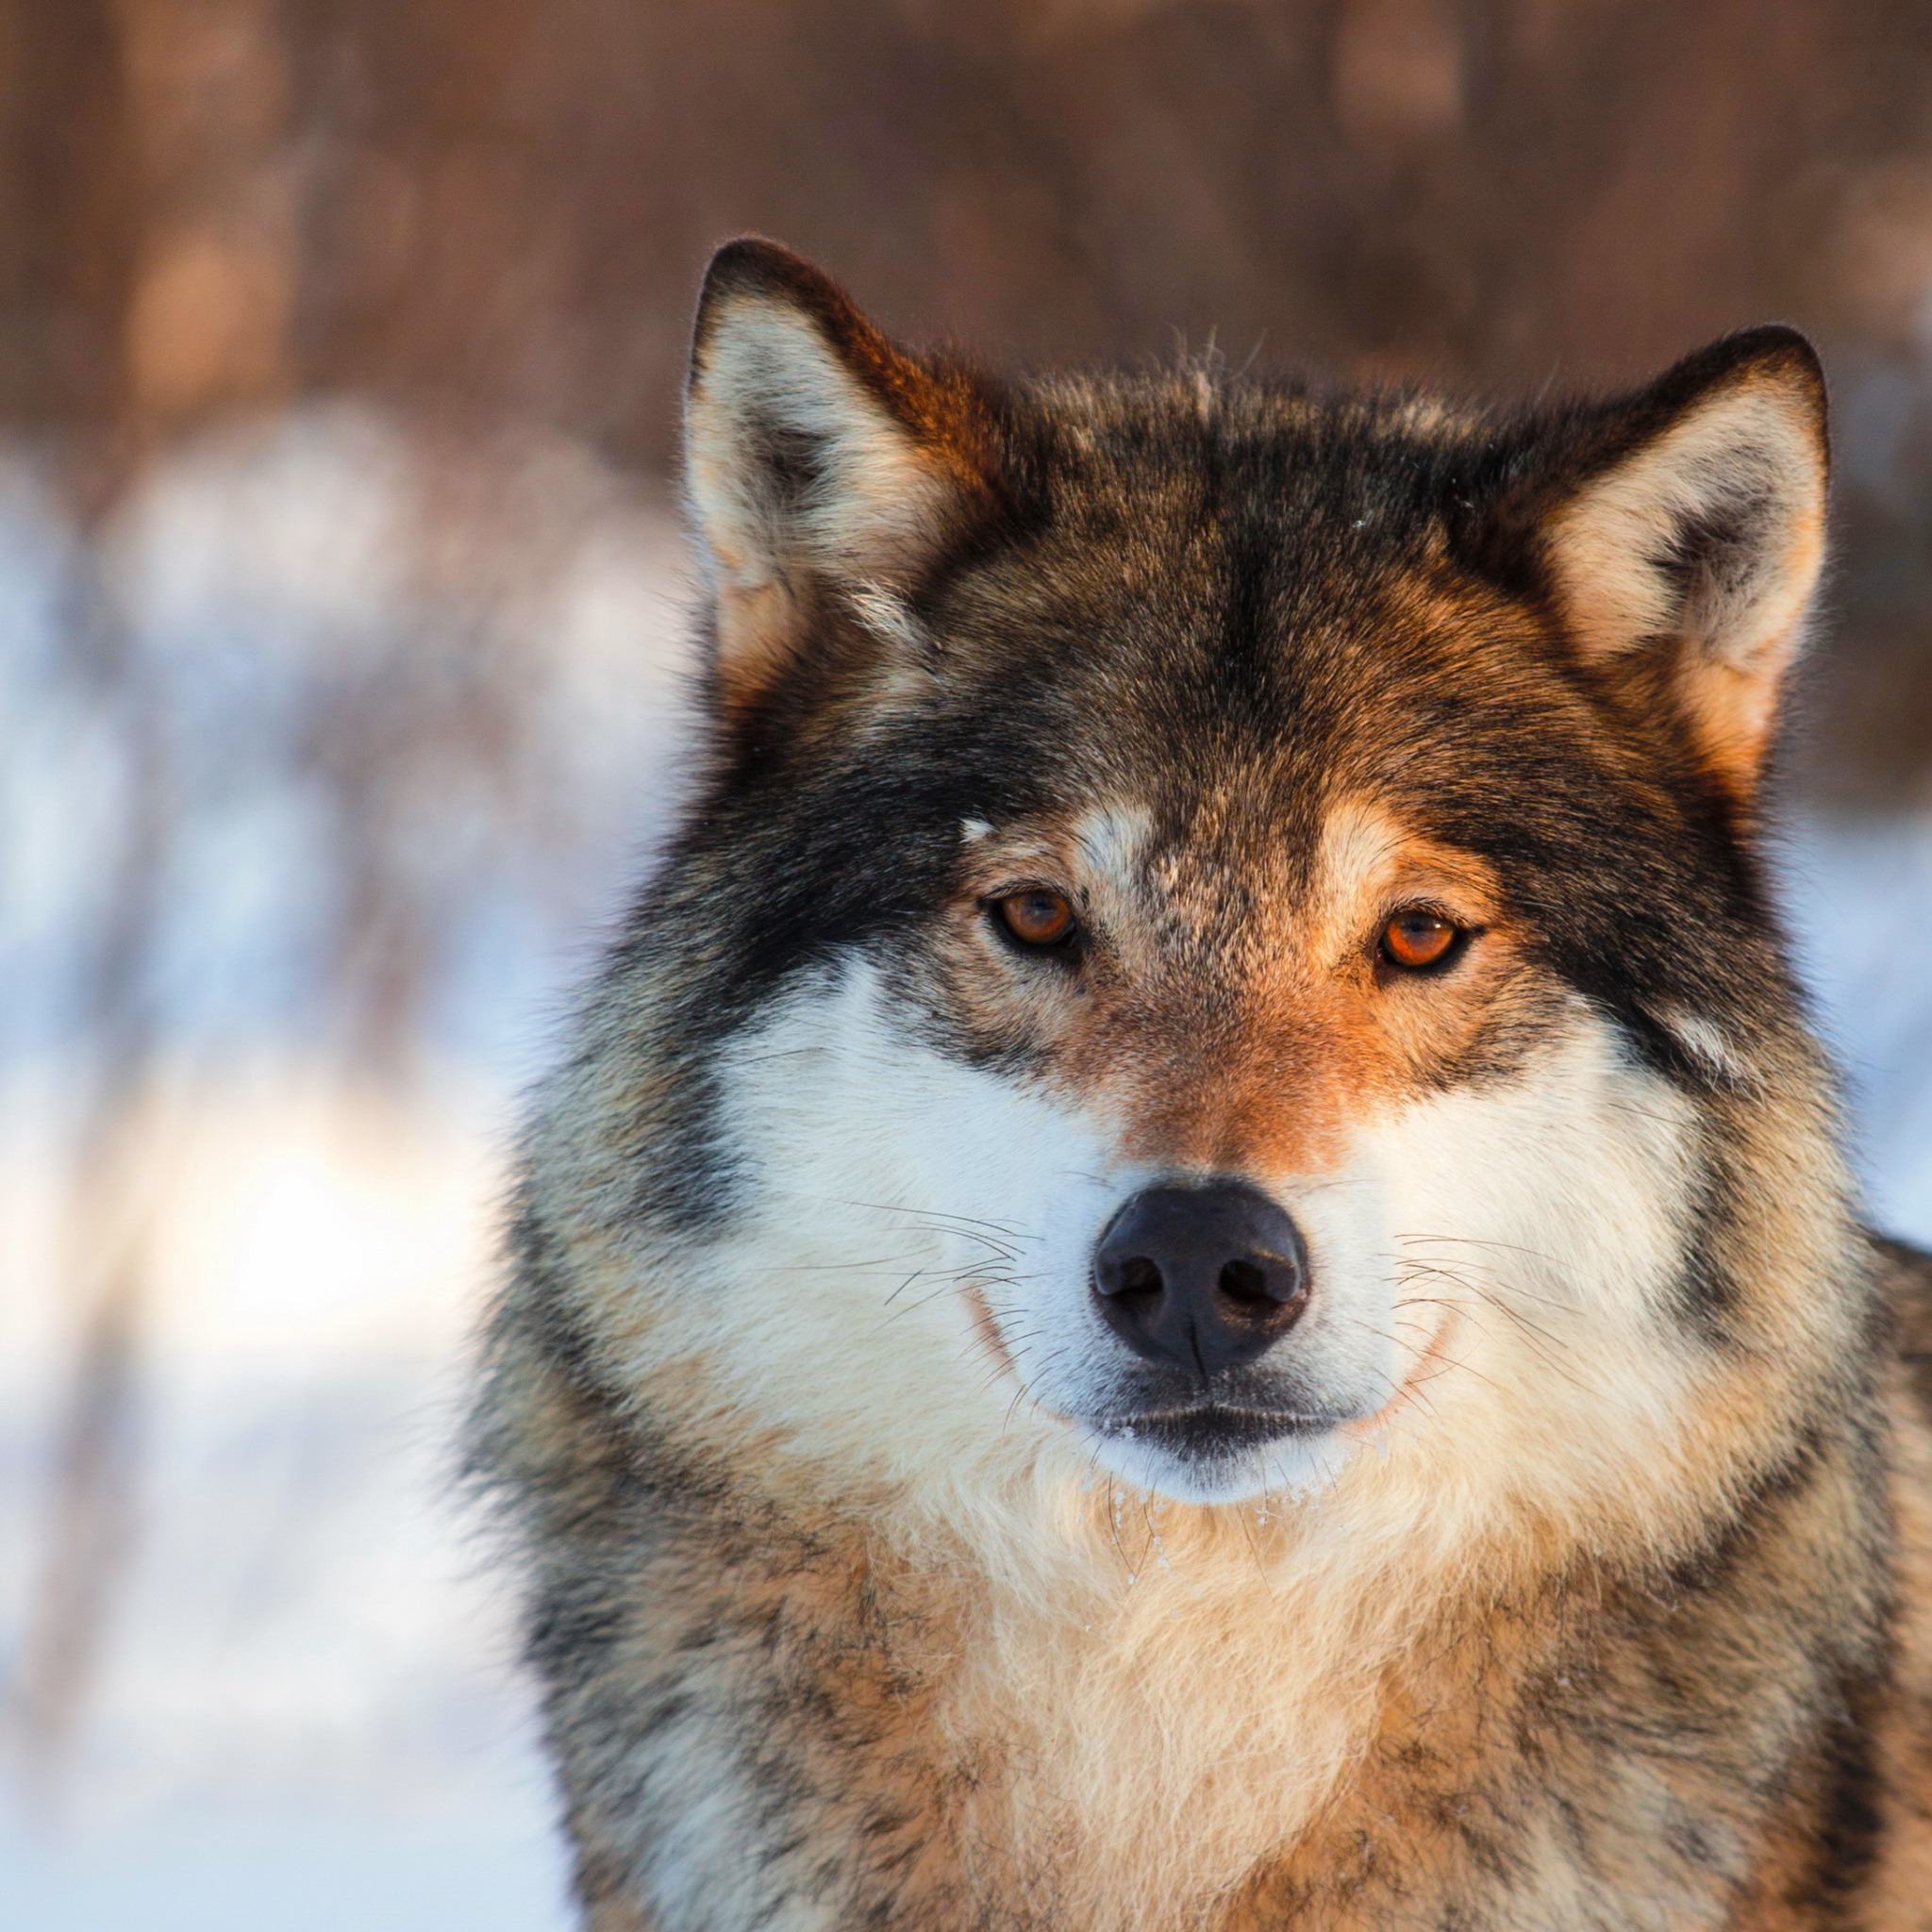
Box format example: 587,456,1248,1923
1218,1258,1270,1306
1091,1182,1309,1377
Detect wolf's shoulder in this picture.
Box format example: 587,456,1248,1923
1875,1229,1932,1411
1874,1229,1932,1294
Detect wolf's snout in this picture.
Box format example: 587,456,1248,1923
1091,1183,1309,1375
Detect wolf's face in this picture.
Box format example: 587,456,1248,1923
714,776,1584,1507
574,243,1836,1519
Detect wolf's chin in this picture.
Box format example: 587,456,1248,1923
1079,1416,1357,1506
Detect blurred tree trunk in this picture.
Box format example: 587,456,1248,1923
3,0,297,1795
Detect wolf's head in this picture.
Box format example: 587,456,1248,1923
525,241,1856,1547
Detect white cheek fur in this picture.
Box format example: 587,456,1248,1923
681,959,1705,1539
1354,1003,1707,1519
695,957,1124,1491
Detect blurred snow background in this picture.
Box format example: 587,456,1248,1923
0,403,1929,1932
0,416,697,1928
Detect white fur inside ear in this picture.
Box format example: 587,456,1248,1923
686,299,952,601
960,817,994,842
1546,379,1825,675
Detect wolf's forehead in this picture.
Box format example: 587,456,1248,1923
1051,408,1463,573
971,521,1509,763
1075,803,1161,879
1047,791,1410,921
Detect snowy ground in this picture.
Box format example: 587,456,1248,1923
2,417,1931,1930
0,1077,576,1929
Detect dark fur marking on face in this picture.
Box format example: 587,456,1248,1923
1650,1142,1750,1339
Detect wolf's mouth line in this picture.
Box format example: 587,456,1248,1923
960,1278,1018,1383
963,1260,1463,1456
1340,1302,1461,1442
958,1213,1466,1433
1096,1405,1344,1434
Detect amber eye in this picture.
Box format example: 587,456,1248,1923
1379,908,1461,972
995,889,1079,949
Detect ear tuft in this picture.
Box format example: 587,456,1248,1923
684,239,999,708
1532,326,1828,796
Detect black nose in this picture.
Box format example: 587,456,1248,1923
1091,1182,1309,1377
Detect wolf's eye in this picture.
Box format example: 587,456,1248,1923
994,889,1079,949
1379,908,1461,972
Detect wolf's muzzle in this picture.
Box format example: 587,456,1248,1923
1091,1182,1309,1378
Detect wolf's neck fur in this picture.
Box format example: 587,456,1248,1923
606,1378,1869,1932
921,1496,1491,1923
687,1275,1880,1931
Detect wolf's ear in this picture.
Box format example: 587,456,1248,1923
684,239,1001,708
1526,327,1828,797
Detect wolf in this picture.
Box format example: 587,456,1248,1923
471,237,1932,1930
